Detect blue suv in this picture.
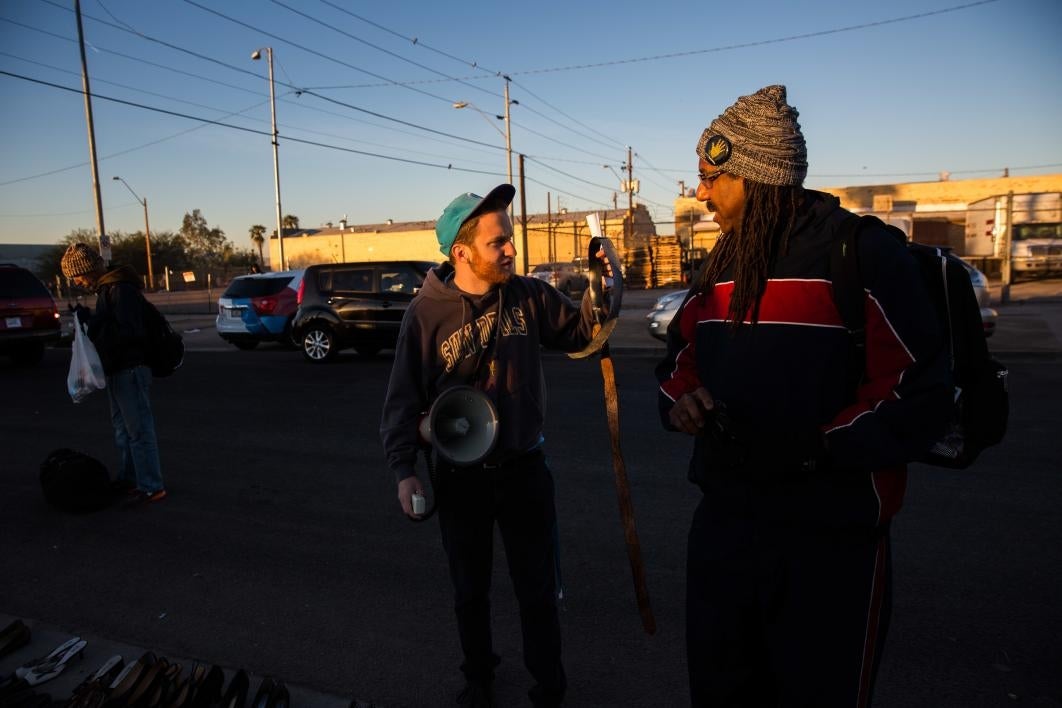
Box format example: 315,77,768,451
216,270,304,350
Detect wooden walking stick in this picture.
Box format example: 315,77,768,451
570,223,656,635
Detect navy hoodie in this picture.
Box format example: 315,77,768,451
380,262,604,482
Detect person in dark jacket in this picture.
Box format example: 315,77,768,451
380,184,610,708
61,243,166,504
657,86,952,707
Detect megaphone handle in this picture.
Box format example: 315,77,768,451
408,449,441,523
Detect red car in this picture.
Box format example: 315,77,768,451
0,263,61,365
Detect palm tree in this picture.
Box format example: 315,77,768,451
249,224,266,266
282,214,300,235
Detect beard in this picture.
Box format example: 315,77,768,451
470,250,513,286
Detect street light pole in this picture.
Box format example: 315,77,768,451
112,176,154,289
252,47,285,272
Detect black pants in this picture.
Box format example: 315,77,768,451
686,496,892,708
437,450,567,706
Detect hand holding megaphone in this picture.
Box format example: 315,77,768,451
403,386,501,522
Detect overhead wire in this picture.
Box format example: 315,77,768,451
268,0,502,101
0,70,508,178
505,0,1002,76
27,3,511,153
180,0,462,105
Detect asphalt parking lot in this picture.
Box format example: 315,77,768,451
3,280,1061,707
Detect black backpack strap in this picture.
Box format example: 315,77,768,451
830,213,867,392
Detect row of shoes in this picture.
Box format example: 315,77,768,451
0,629,290,708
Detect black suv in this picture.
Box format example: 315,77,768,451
293,260,436,362
0,263,61,366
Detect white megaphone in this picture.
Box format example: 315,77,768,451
418,386,500,465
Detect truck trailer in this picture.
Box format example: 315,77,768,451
965,192,1062,277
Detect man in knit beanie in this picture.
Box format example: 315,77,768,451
657,85,951,706
61,242,167,505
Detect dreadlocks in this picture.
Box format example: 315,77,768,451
697,181,804,327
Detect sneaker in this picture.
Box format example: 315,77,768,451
456,681,494,708
124,489,167,507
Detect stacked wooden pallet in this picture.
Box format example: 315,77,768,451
652,238,685,288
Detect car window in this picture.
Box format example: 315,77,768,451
222,276,293,298
332,267,374,293
379,265,423,295
0,268,51,299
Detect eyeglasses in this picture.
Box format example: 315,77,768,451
698,169,727,186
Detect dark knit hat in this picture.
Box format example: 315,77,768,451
697,85,807,187
61,242,105,278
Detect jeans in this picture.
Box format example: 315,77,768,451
106,365,163,494
437,450,566,706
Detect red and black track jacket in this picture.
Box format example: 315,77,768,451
656,191,952,528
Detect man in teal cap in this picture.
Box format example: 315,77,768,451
381,184,611,707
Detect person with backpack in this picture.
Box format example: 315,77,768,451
61,243,167,505
656,85,953,706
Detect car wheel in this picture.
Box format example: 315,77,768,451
302,325,336,363
354,345,380,358
10,342,45,366
233,340,259,351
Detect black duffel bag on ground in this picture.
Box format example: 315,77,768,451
40,448,114,513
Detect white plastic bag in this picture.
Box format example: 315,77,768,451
67,312,106,403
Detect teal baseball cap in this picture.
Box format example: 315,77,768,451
435,184,515,256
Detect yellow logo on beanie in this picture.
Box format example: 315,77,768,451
705,135,731,166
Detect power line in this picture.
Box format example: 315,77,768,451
510,79,627,150
23,4,510,153
506,0,1001,76
312,0,502,76
180,0,460,105
0,70,508,177
268,0,501,101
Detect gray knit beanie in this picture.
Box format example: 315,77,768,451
61,242,105,278
696,84,807,187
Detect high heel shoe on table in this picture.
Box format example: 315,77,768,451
248,678,274,708
22,639,87,686
266,681,288,708
66,655,124,708
14,636,82,679
216,669,248,708
188,665,224,708
105,652,157,708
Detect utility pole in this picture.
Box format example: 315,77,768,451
504,77,514,224
74,0,108,263
518,154,528,275
252,47,285,271
626,146,634,254
546,192,553,262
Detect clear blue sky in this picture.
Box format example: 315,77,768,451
1,0,1060,248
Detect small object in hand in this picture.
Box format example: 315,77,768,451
411,493,426,515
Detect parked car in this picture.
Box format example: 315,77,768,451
529,262,590,299
956,257,998,338
646,258,998,342
293,260,436,362
646,289,688,341
0,263,61,365
216,270,305,350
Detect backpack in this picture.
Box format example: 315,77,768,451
40,448,114,513
141,297,184,378
831,215,1009,469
